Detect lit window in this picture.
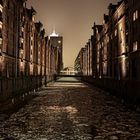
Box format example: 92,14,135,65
31,36,33,41
136,10,138,19
0,21,2,28
97,64,99,72
115,29,117,36
21,53,23,59
58,40,61,44
0,38,2,44
102,42,104,47
32,16,35,21
20,49,24,54
99,75,102,79
21,27,24,32
96,28,98,34
0,5,3,12
133,41,138,51
120,26,122,31
107,35,109,43
22,16,25,21
20,38,24,43
30,55,33,60
133,10,138,21
133,12,136,21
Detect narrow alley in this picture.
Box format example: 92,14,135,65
0,77,140,140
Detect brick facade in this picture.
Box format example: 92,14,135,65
0,0,62,106
76,0,140,101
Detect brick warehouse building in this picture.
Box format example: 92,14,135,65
75,0,140,103
0,0,63,110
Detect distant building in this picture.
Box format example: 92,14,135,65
60,67,76,75
49,29,63,74
74,48,85,75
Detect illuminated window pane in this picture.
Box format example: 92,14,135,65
107,36,109,43
0,21,2,28
102,42,104,47
0,28,2,38
32,16,35,21
0,5,3,12
115,29,117,36
20,38,24,43
136,10,138,19
21,27,24,32
0,38,2,44
133,12,136,21
97,64,99,72
58,40,61,44
22,16,25,21
133,10,139,21
31,36,33,41
133,41,138,51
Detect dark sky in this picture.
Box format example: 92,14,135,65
27,0,119,67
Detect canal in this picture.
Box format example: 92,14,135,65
0,77,140,140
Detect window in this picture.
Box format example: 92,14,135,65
106,35,109,43
20,42,23,49
0,12,2,22
20,37,24,43
0,38,2,44
133,12,135,21
0,0,3,6
133,41,138,51
120,26,122,31
0,21,2,29
115,29,117,36
136,10,138,19
21,27,24,32
32,16,35,22
0,0,3,12
7,1,10,9
0,5,3,12
133,10,138,21
0,28,2,38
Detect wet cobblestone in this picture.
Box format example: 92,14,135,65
0,78,140,140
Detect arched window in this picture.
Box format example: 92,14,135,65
0,11,2,22
0,0,3,6
0,28,2,38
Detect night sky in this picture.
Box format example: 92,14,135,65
27,0,119,68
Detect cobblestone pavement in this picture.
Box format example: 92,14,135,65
0,77,140,140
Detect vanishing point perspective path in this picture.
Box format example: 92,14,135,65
0,77,140,140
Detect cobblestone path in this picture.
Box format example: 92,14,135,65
0,77,140,140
